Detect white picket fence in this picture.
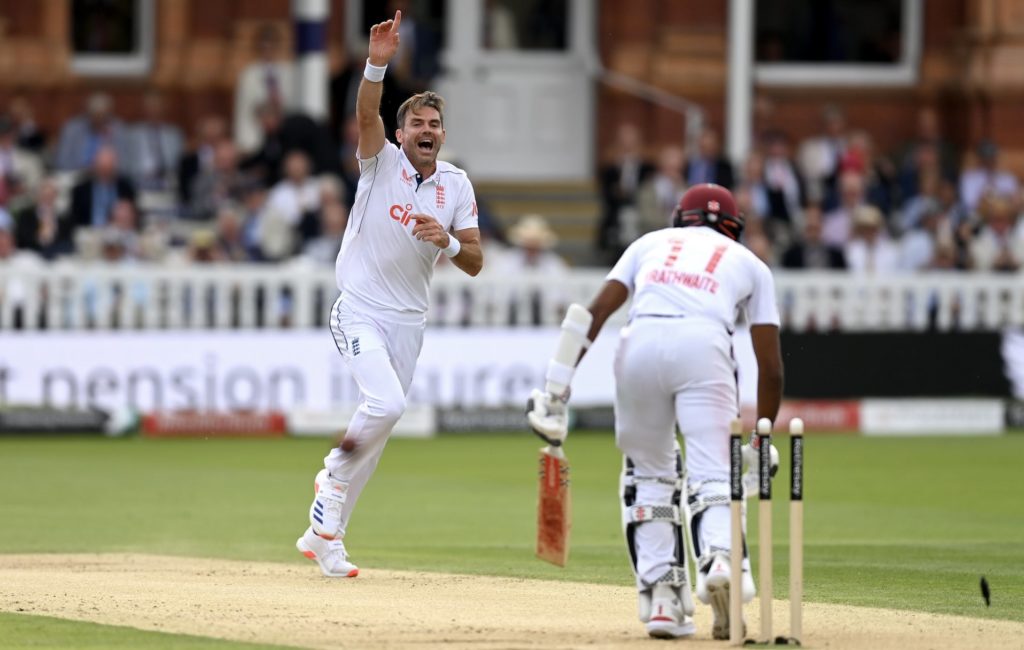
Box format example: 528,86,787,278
0,261,1022,331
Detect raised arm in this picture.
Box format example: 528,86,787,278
356,10,402,159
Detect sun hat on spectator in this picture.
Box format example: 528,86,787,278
852,205,884,229
508,214,558,250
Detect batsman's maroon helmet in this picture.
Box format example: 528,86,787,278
672,183,744,241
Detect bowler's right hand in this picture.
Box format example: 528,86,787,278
526,388,569,447
369,10,402,66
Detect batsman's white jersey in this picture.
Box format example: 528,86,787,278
322,141,478,537
608,226,779,586
335,141,478,323
607,226,779,330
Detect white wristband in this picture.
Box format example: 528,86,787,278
442,235,461,258
364,59,387,82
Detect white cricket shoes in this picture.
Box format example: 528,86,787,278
309,469,348,540
644,583,696,639
698,551,754,640
296,526,359,578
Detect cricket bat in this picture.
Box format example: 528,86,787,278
536,444,571,566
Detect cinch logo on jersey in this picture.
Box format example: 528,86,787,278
645,269,720,294
390,203,415,228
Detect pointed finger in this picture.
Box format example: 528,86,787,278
393,10,402,30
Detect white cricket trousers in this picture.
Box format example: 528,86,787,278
614,317,737,585
323,295,424,537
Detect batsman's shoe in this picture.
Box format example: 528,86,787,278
644,584,696,639
309,469,348,540
296,526,359,578
699,552,752,640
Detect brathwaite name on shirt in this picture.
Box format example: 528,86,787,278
644,268,720,294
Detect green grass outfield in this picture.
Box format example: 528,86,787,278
1,431,1023,646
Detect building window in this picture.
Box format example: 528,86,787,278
754,0,921,86
482,0,569,51
69,0,154,77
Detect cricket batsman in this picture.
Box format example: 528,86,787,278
527,183,783,638
296,10,483,577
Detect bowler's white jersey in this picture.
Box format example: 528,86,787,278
607,226,780,331
335,142,478,323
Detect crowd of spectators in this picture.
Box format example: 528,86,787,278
0,17,414,275
1,17,1022,285
598,105,1024,274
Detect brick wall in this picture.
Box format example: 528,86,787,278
596,0,1024,175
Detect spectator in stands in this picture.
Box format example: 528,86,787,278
103,199,142,259
186,228,219,263
899,168,961,234
178,115,228,206
212,204,253,262
636,145,685,236
822,171,868,247
69,146,137,230
840,130,896,217
188,140,244,221
597,122,653,258
959,140,1020,213
900,198,947,271
238,182,270,260
762,130,804,226
967,195,1024,272
8,96,45,152
897,106,958,188
54,92,131,172
798,104,847,208
931,238,960,270
302,201,348,266
301,174,346,245
737,150,770,221
265,151,320,231
503,214,569,326
781,203,847,270
14,177,73,259
241,102,338,187
128,91,184,192
845,205,900,274
235,23,295,155
256,205,296,262
684,128,734,189
898,141,943,206
0,116,43,212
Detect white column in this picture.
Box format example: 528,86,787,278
292,0,329,120
440,0,482,80
569,0,597,70
726,0,754,166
